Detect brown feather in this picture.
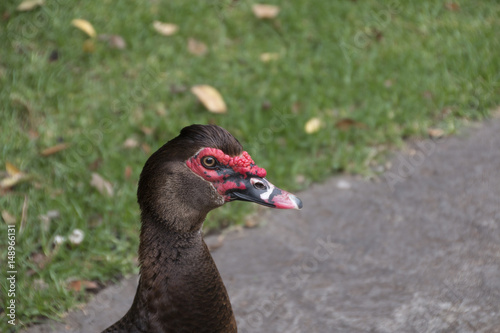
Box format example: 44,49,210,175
102,125,239,333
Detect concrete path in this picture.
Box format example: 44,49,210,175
24,120,500,333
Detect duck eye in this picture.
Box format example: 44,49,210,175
201,156,217,168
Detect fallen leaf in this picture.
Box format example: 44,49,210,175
1,210,16,225
141,126,154,136
444,2,460,11
141,143,151,154
188,38,208,56
81,280,99,291
0,174,27,189
90,173,114,197
191,85,227,113
153,21,178,36
67,280,82,292
335,118,367,131
305,117,322,134
124,166,132,180
19,195,28,234
6,162,21,176
259,53,279,62
82,39,95,53
17,0,44,12
123,138,139,149
98,34,126,49
67,279,99,292
252,4,280,19
30,252,48,269
71,19,96,38
1,162,29,189
40,143,69,156
428,128,444,138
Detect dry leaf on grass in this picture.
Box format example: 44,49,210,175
188,38,208,56
6,161,21,176
40,143,69,156
252,4,280,19
305,117,322,134
67,280,81,292
428,128,444,138
141,126,154,135
98,34,126,49
153,21,178,36
90,172,113,197
260,53,279,62
67,280,99,292
123,138,139,149
0,162,29,189
1,210,16,225
444,2,460,11
335,118,367,131
17,0,44,11
20,195,28,234
124,166,132,180
141,143,151,154
82,39,95,53
191,85,227,113
71,19,96,38
30,252,49,269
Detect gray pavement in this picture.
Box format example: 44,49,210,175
24,119,500,333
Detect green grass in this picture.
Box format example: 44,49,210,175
1,0,499,330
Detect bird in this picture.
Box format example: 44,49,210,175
102,124,302,333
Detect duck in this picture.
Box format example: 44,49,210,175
102,124,302,333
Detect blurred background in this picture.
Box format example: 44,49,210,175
0,0,499,330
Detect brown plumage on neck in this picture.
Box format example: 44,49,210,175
103,124,302,332
103,125,239,333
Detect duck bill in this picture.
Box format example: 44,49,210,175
228,177,302,210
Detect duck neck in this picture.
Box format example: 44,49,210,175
126,213,236,332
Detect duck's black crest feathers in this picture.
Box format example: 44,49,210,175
162,124,243,161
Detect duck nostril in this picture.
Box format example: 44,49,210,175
253,181,267,191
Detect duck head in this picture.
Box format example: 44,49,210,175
137,124,302,233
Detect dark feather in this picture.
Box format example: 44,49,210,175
102,125,239,333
